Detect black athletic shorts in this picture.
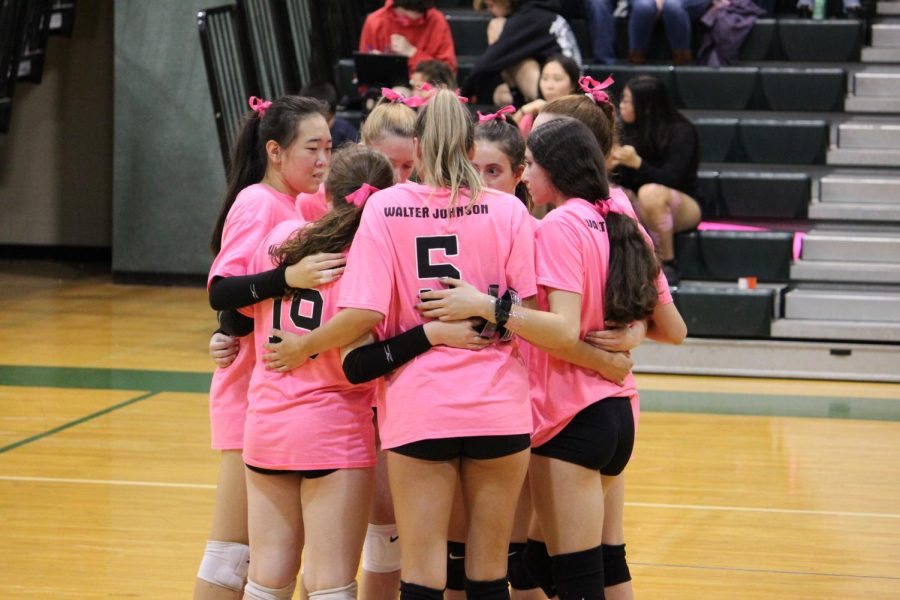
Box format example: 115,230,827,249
531,397,634,475
391,434,532,461
245,464,337,479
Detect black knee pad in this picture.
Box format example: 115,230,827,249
551,545,605,600
400,581,444,600
446,541,466,591
465,577,509,600
601,544,631,587
522,539,555,599
507,542,537,591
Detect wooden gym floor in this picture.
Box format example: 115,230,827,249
1,260,899,599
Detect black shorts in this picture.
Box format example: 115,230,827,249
245,464,337,479
531,397,634,475
391,434,531,461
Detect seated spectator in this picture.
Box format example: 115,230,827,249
300,81,359,148
462,0,582,106
410,59,457,98
359,0,457,76
627,0,711,64
610,76,704,285
513,53,581,136
559,0,618,64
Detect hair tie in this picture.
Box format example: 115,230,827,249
578,75,614,105
346,183,380,208
594,197,621,219
248,96,272,117
477,105,515,124
381,87,431,109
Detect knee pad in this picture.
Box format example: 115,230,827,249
465,577,509,600
523,539,555,599
196,540,250,592
507,542,537,591
400,581,444,600
308,581,358,600
446,540,467,591
362,523,401,573
244,578,297,600
602,544,631,587
551,545,605,600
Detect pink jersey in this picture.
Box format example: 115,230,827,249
206,183,301,450
296,185,330,222
530,197,663,447
338,181,537,449
243,220,377,470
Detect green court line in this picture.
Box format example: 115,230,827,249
0,391,158,454
0,365,211,393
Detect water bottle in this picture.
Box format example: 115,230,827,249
813,0,826,19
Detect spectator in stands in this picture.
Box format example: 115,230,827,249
627,0,711,64
410,59,458,98
301,81,359,148
359,0,457,76
796,0,862,18
611,76,703,285
462,0,582,106
559,0,619,65
513,53,581,137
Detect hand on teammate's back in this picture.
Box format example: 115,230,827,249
285,252,346,289
209,332,239,368
423,319,494,351
262,329,310,372
584,320,648,352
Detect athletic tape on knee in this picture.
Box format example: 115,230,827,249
507,542,537,590
362,522,401,573
601,543,631,587
551,545,605,600
446,541,466,591
244,578,297,600
523,539,555,599
308,581,358,600
196,540,250,591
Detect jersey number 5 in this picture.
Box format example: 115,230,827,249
416,235,461,280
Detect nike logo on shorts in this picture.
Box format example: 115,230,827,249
390,536,399,542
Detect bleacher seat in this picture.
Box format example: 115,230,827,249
694,118,740,162
585,65,675,103
445,12,488,57
759,67,845,112
718,172,810,219
738,119,828,165
676,230,795,282
675,67,758,111
739,19,778,60
696,171,721,217
674,286,777,338
779,19,863,62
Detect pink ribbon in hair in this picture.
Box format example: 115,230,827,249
381,87,431,108
346,183,380,208
477,105,515,124
594,198,622,219
578,75,614,105
248,96,272,117
455,88,470,104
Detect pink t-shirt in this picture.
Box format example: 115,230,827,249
338,181,538,449
530,197,670,447
296,185,330,223
206,183,302,450
243,220,377,470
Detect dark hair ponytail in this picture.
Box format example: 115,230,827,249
272,145,394,296
210,95,328,255
528,117,658,323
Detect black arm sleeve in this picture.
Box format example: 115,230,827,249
342,325,433,384
208,264,288,311
218,310,255,337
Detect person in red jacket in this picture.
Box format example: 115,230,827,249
359,0,457,76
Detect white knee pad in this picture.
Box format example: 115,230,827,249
309,581,358,600
362,523,401,573
197,540,250,592
244,578,297,600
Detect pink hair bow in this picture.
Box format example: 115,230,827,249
455,88,470,104
594,198,622,219
578,75,614,105
248,96,272,117
477,105,516,124
346,183,380,208
381,87,431,108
